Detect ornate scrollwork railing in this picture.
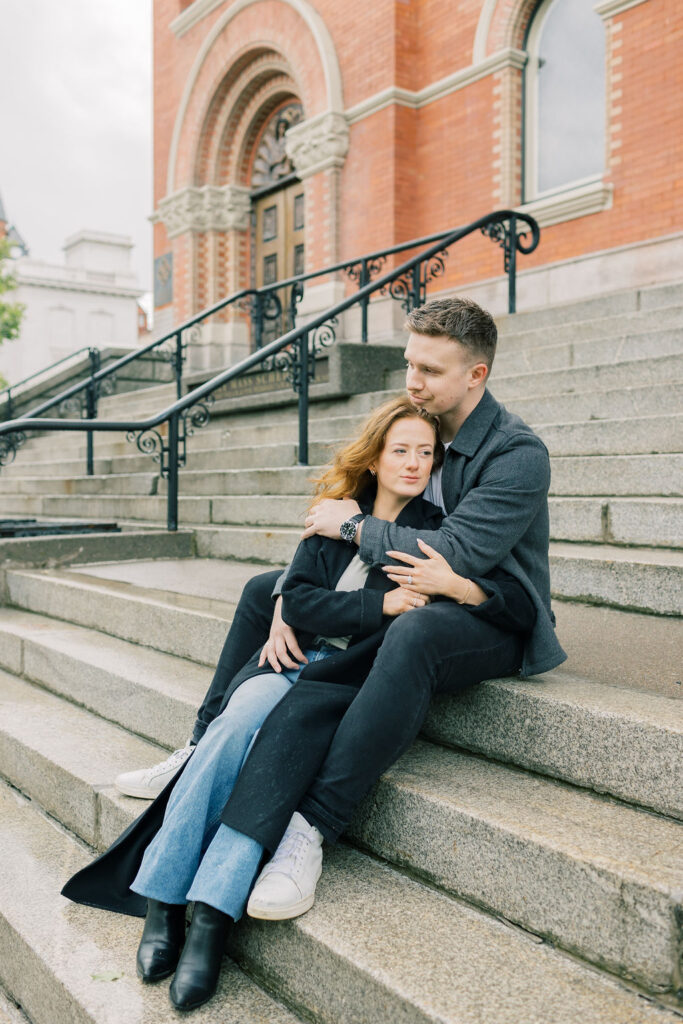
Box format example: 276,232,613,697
0,210,539,525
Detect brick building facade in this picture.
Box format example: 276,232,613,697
151,0,681,365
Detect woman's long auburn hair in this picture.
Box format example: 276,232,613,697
309,396,443,509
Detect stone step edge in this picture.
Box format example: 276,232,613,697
0,784,307,1024
0,678,680,1009
1,601,680,821
3,784,679,1024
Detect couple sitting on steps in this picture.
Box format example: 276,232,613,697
63,296,566,1012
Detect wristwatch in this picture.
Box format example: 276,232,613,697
339,512,366,544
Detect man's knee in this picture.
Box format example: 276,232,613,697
237,569,281,614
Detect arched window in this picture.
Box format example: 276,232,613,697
524,0,606,200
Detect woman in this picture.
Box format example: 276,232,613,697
62,396,530,1012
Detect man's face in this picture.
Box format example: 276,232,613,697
404,332,485,417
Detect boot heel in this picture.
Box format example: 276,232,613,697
169,901,231,1010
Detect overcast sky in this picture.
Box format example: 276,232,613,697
0,0,153,291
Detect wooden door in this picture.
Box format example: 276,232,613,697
253,181,305,343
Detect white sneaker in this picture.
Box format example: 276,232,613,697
247,812,323,920
115,742,194,799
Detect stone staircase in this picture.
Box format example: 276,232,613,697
0,281,681,1024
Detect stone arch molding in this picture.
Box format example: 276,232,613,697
473,0,539,62
166,0,347,196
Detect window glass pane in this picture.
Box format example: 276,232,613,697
293,193,304,231
263,254,278,285
262,206,277,242
536,0,605,194
294,244,305,277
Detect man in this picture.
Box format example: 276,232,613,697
115,297,566,908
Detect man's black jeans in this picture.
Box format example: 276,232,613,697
191,569,283,745
195,570,523,847
297,600,524,842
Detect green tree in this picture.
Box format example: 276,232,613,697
0,236,25,344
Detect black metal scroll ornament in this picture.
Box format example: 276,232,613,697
343,255,387,287
481,219,514,272
0,431,27,467
125,395,214,479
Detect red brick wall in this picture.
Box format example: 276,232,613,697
153,0,681,313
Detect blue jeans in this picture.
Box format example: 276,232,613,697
131,648,331,920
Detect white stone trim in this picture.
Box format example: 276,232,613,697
472,0,499,64
594,0,649,18
441,230,683,316
11,275,142,300
152,184,251,238
166,0,344,193
517,177,613,228
284,112,349,178
345,49,527,125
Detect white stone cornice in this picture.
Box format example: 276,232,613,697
345,49,527,125
284,112,349,179
594,0,649,18
518,178,614,229
152,184,252,238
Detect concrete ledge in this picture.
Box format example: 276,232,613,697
0,530,194,569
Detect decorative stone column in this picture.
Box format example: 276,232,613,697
153,183,252,370
285,112,350,324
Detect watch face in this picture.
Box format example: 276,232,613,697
339,519,356,543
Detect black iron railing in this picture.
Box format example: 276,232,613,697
1,346,102,423
0,210,539,530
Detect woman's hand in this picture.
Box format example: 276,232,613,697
382,586,429,616
383,538,485,604
258,596,309,672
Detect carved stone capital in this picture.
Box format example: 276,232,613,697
285,112,349,179
153,184,251,238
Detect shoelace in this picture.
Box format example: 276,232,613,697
145,747,190,781
263,829,310,877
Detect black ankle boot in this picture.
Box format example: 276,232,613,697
169,902,231,1011
136,899,186,982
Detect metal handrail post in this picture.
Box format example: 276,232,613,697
174,331,183,399
507,214,518,314
85,349,101,476
298,332,309,465
360,259,369,343
167,412,180,531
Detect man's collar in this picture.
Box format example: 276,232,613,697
448,388,500,457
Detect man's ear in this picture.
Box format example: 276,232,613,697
469,362,489,388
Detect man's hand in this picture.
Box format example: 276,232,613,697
382,586,429,616
383,538,465,599
258,596,309,673
302,498,361,540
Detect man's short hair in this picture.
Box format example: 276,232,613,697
405,297,498,369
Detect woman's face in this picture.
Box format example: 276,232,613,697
372,416,435,500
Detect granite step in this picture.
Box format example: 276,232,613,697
495,304,683,343
489,353,683,403
0,673,681,1000
6,450,680,502
2,577,680,815
2,785,680,1024
493,327,683,375
549,542,683,615
33,490,671,550
9,412,680,490
0,782,305,1024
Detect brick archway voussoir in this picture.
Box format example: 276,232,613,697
170,0,338,194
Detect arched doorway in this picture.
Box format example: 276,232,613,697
250,102,305,344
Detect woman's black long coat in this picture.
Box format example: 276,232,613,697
61,496,443,917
